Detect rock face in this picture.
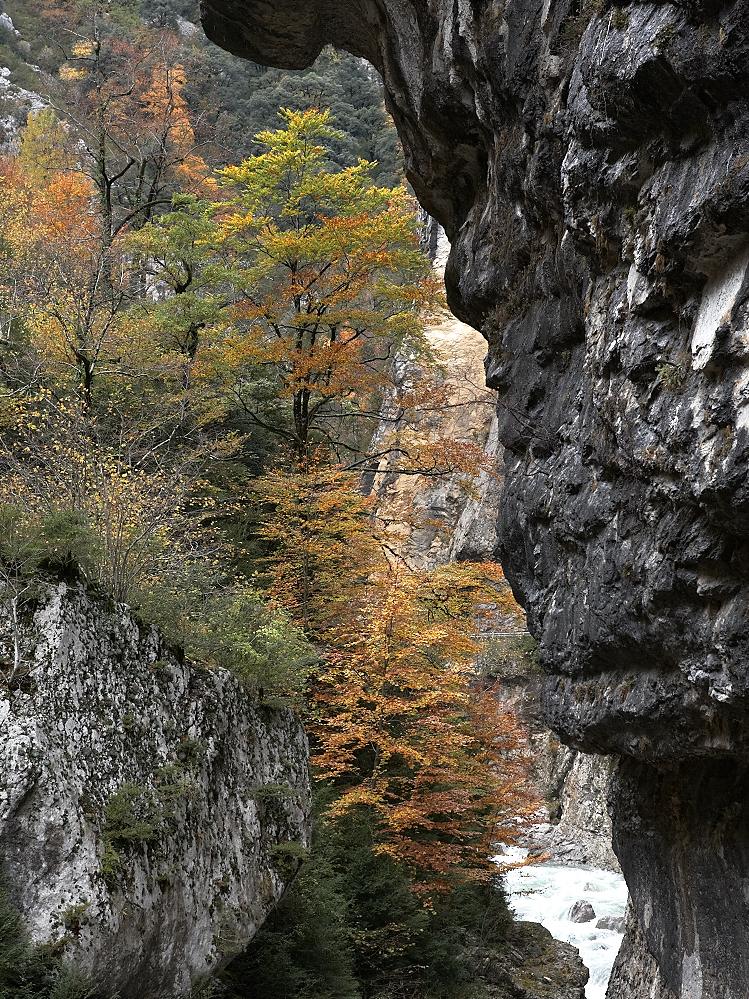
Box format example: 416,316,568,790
200,0,749,995
491,646,618,869
608,903,677,999
367,224,499,568
0,580,311,998
487,921,588,999
569,900,596,924
531,750,618,869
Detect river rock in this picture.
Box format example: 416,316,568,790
486,920,588,998
597,915,626,933
0,579,311,998
569,900,596,924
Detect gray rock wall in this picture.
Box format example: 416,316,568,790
199,0,749,994
0,580,311,998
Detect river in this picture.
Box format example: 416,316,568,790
500,854,628,999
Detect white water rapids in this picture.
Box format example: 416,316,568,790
498,852,628,999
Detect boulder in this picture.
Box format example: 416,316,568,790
569,901,596,924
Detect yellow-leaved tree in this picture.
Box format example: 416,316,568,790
208,107,444,463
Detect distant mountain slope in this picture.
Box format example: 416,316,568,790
0,0,400,180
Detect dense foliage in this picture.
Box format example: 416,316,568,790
220,798,514,999
0,880,98,999
0,0,401,183
0,6,534,996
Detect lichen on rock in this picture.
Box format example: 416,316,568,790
0,580,311,998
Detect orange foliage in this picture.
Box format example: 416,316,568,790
257,461,534,890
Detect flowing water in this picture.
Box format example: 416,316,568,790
499,852,628,999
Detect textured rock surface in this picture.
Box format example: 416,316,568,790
367,222,500,566
200,0,749,994
488,647,618,869
487,920,588,998
607,903,676,999
0,581,311,998
569,900,596,924
373,220,617,868
529,751,618,869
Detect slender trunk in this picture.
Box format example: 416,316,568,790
10,591,21,678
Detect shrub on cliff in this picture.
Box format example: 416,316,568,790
0,879,99,999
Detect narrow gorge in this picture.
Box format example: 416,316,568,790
199,1,749,996
0,0,746,994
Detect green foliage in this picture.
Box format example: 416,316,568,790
656,360,686,391
59,903,89,935
0,877,99,999
137,573,316,702
184,591,317,702
0,505,42,578
0,882,29,994
101,782,160,879
220,798,513,999
139,0,200,27
0,506,100,582
101,779,179,885
477,633,540,679
220,809,360,999
186,47,401,184
35,512,100,573
252,782,294,802
269,841,310,881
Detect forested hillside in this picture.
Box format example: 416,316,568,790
0,0,401,182
0,3,549,998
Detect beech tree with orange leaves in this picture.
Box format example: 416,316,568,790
254,459,534,891
208,108,443,464
0,141,121,410
52,12,211,248
140,109,535,892
315,558,534,889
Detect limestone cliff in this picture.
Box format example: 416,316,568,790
368,223,501,566
371,221,617,869
200,0,749,995
0,580,311,998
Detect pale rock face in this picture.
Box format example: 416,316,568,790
368,222,499,568
0,581,311,998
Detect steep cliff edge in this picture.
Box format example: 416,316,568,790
371,220,617,869
200,0,749,995
0,580,311,998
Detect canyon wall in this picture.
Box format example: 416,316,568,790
0,580,310,998
372,220,618,868
200,0,749,995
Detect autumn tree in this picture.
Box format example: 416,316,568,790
130,110,492,480
0,392,209,603
54,13,211,247
255,459,533,889
17,108,75,185
0,33,214,416
317,559,533,888
0,165,129,411
208,107,442,464
122,194,224,431
253,459,382,633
